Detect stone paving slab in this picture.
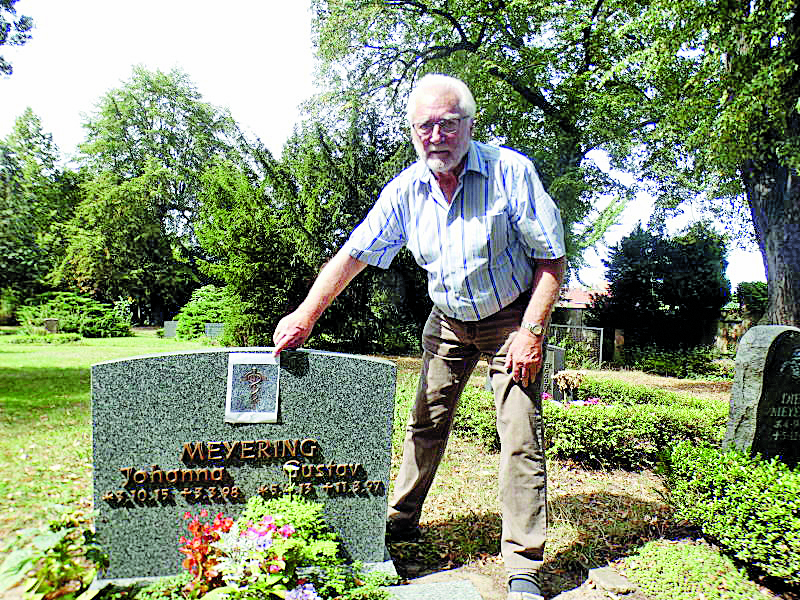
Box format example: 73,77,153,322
388,580,484,599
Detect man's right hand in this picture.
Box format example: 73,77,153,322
272,311,315,356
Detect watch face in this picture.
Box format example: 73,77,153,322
525,323,543,335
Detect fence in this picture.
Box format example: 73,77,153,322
549,324,603,368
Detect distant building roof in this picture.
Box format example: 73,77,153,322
556,287,606,309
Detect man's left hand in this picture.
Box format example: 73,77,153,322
505,329,543,387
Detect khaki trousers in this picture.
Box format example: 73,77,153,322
388,294,547,575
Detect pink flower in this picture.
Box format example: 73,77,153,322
269,559,286,573
278,524,295,538
541,392,553,401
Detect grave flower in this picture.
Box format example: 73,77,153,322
286,582,323,600
178,510,234,597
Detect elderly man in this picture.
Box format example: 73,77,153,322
273,74,565,600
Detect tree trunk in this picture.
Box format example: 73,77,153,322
743,145,800,326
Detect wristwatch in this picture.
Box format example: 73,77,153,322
521,321,545,336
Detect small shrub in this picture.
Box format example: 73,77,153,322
174,285,229,341
15,292,131,338
9,333,82,344
665,442,800,585
0,287,20,325
0,509,108,600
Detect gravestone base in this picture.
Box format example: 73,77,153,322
92,556,399,590
387,580,483,599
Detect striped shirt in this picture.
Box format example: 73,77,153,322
343,141,566,321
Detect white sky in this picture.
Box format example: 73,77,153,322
0,0,766,290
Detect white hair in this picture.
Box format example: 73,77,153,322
406,74,477,124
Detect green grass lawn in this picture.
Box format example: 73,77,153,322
0,330,206,536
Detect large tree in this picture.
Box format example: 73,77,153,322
0,0,32,76
80,66,240,266
53,165,198,323
621,0,800,325
0,109,79,297
310,0,676,266
590,222,730,349
60,67,242,321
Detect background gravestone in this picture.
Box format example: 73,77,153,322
162,320,178,338
484,344,565,402
204,322,224,338
724,325,800,467
542,344,565,402
92,348,395,581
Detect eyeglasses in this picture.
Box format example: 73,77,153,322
412,116,469,136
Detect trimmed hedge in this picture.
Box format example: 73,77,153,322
390,376,727,468
8,333,82,344
575,375,724,410
666,442,800,585
543,402,725,468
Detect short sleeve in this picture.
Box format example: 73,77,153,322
342,185,408,269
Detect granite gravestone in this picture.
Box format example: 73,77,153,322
484,344,565,402
204,322,224,339
162,320,178,338
724,325,800,467
92,348,395,581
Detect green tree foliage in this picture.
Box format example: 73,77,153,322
276,109,427,352
0,109,80,298
736,281,768,319
196,156,309,346
52,166,199,324
310,0,680,266
79,67,239,259
590,223,730,348
58,67,241,322
619,0,800,324
196,109,427,351
0,0,33,76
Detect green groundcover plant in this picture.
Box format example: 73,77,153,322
0,508,108,600
426,376,727,468
665,442,800,586
619,539,767,600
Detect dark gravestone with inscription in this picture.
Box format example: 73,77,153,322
485,344,565,402
92,348,395,581
724,325,800,467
